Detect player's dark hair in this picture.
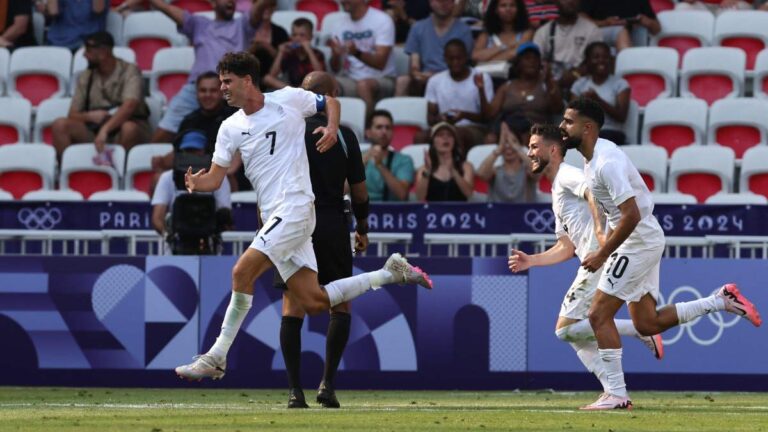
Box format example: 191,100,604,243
567,97,605,129
429,125,465,176
196,71,220,87
366,109,394,129
292,17,314,33
217,51,261,87
530,123,565,157
484,0,530,35
444,38,467,55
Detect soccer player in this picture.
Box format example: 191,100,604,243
509,123,662,398
275,71,369,409
175,52,432,382
560,98,762,410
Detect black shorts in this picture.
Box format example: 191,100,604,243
273,208,352,289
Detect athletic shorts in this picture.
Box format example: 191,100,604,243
250,204,318,282
559,265,601,320
597,242,664,303
274,208,352,289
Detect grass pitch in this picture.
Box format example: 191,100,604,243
1,387,767,432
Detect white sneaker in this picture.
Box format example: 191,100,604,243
175,353,226,381
580,393,633,411
383,253,433,289
637,333,664,360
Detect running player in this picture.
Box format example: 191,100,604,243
560,98,762,410
509,123,663,399
175,52,432,381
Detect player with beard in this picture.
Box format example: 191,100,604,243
509,123,663,400
560,98,762,410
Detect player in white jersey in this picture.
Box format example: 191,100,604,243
509,123,663,398
174,52,432,382
560,98,762,411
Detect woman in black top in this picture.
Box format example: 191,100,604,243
415,122,475,202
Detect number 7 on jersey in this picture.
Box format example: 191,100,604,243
266,131,277,155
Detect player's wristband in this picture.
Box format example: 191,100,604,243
352,198,369,219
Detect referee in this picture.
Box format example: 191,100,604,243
276,72,369,409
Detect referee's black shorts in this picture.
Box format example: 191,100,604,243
274,208,352,289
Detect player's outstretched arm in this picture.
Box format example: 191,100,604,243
582,197,640,272
313,96,340,153
509,237,576,273
185,163,228,193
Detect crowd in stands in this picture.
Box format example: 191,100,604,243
3,0,768,207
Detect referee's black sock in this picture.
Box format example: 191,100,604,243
280,316,304,390
322,311,351,388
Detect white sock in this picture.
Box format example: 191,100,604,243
675,293,726,324
599,348,628,398
571,340,609,393
555,319,639,342
324,270,393,307
208,291,252,360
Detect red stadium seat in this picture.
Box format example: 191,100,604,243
649,0,674,14
714,11,768,72
616,48,678,108
0,144,56,199
8,47,71,107
0,171,44,200
642,98,707,156
669,146,734,203
707,98,768,158
59,144,126,199
171,0,212,13
681,47,745,106
740,147,768,199
296,0,339,30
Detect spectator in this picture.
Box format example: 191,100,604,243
363,110,415,201
476,127,534,203
454,0,490,20
151,130,232,253
329,0,396,116
677,0,752,13
532,0,602,92
384,0,418,44
40,0,107,51
415,122,474,202
397,0,474,96
0,0,36,49
524,0,558,28
152,72,238,179
480,42,562,139
51,31,150,161
570,41,630,144
473,0,534,65
424,38,493,150
147,0,260,143
581,0,660,51
247,0,288,89
263,18,325,90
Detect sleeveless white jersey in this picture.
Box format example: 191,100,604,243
212,86,322,221
552,162,599,262
583,138,665,248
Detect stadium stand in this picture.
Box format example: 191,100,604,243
652,10,714,67
59,144,126,199
705,192,768,205
33,98,71,145
89,190,151,201
123,11,188,74
642,97,708,156
296,0,339,30
0,144,57,199
622,145,669,192
707,98,768,158
337,96,367,141
713,10,768,74
669,145,735,203
740,146,768,199
375,97,429,151
8,47,72,107
0,97,32,145
125,143,174,194
615,47,678,108
149,47,195,104
22,189,84,201
680,47,745,105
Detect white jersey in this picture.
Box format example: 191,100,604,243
213,86,321,221
552,162,598,261
584,138,665,248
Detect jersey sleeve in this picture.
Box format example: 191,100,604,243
598,157,635,206
554,213,566,239
279,86,324,118
561,167,588,200
212,122,235,168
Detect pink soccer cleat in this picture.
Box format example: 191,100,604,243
580,393,633,411
384,253,433,289
638,333,664,360
717,284,762,327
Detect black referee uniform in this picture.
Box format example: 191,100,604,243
277,112,366,409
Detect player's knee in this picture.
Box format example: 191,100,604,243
588,309,607,328
554,326,569,342
231,262,251,285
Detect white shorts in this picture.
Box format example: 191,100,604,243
597,242,664,303
559,265,601,320
249,204,318,281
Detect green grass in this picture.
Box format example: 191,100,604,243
1,387,767,432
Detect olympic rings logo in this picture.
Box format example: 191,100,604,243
523,209,555,233
17,207,63,230
658,286,740,346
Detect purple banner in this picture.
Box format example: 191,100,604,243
1,201,765,237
